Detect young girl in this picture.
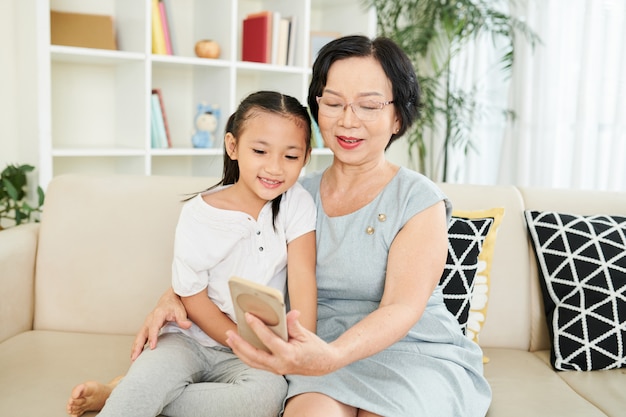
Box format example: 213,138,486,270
67,91,317,417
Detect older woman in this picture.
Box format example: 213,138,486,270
224,35,491,417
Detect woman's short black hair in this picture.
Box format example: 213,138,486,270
308,35,421,148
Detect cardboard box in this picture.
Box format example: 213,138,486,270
50,11,117,50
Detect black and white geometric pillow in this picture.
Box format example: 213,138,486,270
440,217,493,335
525,210,626,371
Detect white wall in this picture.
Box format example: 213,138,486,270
0,0,19,168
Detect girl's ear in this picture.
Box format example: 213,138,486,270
225,133,238,159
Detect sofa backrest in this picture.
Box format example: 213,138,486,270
34,174,218,335
38,174,534,345
34,174,625,353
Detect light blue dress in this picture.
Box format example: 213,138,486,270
287,167,492,417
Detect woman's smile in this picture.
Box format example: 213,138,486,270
336,135,363,149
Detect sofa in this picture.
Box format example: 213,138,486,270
0,173,624,417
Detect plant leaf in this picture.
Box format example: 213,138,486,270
2,178,19,201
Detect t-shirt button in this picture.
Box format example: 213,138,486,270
259,247,264,252
256,230,261,235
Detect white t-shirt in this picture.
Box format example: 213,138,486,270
162,181,316,347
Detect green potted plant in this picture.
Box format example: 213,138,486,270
0,164,45,230
362,0,539,181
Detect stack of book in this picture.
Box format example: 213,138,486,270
242,11,296,66
151,89,171,149
151,0,177,55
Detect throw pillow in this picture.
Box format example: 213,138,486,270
440,216,493,336
525,210,626,371
453,208,505,347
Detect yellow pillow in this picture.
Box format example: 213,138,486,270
452,208,505,363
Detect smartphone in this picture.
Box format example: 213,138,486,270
228,276,288,352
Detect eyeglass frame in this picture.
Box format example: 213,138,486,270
315,96,395,121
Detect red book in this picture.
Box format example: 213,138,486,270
242,11,272,63
151,88,171,147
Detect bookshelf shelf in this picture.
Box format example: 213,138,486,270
150,148,224,157
33,0,375,189
235,61,308,74
148,147,334,158
52,148,146,157
150,55,231,68
51,45,145,64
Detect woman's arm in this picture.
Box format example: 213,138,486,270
329,201,448,365
227,201,448,375
285,231,317,333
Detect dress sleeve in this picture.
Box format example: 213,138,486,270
398,168,452,226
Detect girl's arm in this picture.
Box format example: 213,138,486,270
227,201,448,376
285,230,317,333
184,229,317,348
182,290,236,346
132,229,317,358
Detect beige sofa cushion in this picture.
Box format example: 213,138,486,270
532,350,626,417
0,330,133,417
483,348,608,417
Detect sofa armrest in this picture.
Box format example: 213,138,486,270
0,223,39,343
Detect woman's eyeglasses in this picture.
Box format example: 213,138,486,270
316,96,394,121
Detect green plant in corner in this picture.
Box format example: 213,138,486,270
362,0,539,181
0,164,45,230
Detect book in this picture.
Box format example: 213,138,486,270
158,1,173,55
242,11,273,63
151,0,167,54
50,11,117,50
286,16,297,66
270,11,281,65
151,89,171,147
275,16,290,66
161,0,178,55
150,93,168,148
150,97,160,148
150,106,160,148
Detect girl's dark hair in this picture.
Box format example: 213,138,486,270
191,91,312,228
308,35,421,149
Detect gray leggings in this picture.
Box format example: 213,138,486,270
98,332,287,417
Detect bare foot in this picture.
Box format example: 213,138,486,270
66,376,123,417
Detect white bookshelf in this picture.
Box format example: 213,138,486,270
28,0,375,189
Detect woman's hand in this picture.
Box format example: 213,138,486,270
226,310,339,376
130,287,192,361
